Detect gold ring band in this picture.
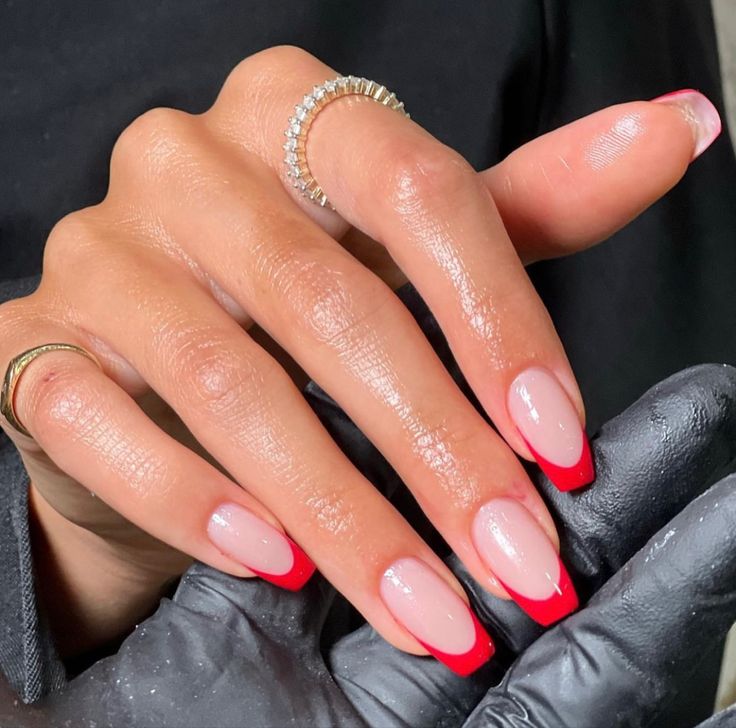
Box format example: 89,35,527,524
0,343,101,438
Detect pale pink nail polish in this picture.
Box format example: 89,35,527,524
380,557,494,676
507,367,593,491
651,89,722,159
207,503,315,590
472,498,578,626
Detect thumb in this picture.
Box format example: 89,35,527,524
482,91,721,263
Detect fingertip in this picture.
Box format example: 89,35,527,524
206,502,315,590
425,611,495,676
265,537,316,590
484,96,710,260
471,496,577,625
650,89,722,160
504,558,579,627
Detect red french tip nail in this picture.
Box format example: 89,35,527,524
499,557,579,627
380,558,494,677
250,539,316,591
525,435,595,492
415,610,495,677
472,499,580,627
207,503,316,591
507,368,595,492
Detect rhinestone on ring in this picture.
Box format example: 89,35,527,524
283,75,409,208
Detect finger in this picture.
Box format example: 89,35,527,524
49,231,494,673
1,322,315,591
208,46,593,491
483,90,722,263
465,472,736,728
700,707,736,728
330,611,499,728
322,365,736,712
108,97,580,625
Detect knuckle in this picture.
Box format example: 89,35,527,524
257,44,315,70
0,291,41,329
227,45,314,89
111,106,193,174
43,209,102,280
216,46,322,115
301,486,357,537
270,242,392,348
174,332,278,416
411,408,483,454
436,416,488,454
384,141,478,214
408,412,490,503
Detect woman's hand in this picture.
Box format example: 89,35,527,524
0,47,719,668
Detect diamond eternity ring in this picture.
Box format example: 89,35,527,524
283,75,409,208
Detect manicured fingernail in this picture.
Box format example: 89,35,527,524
207,503,315,590
472,498,578,626
380,557,494,676
651,89,722,159
507,367,594,491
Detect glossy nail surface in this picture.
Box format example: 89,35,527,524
380,557,494,676
208,503,315,590
472,498,578,625
651,89,721,159
508,366,594,490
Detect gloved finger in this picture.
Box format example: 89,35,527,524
322,364,736,726
40,565,361,728
547,362,736,592
479,362,736,653
698,705,736,727
329,623,504,728
463,473,736,728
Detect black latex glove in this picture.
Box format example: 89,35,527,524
2,363,734,728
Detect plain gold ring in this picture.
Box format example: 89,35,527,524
0,343,102,438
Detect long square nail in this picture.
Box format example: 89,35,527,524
508,367,594,491
208,503,315,590
380,557,494,676
472,497,578,625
